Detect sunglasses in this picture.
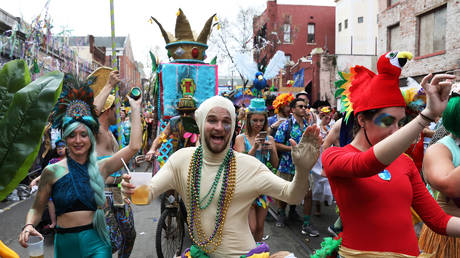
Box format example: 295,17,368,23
296,105,309,109
374,113,406,128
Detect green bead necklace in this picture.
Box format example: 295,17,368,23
195,146,232,209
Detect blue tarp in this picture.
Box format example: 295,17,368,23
159,63,218,118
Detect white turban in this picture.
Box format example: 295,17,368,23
194,96,235,156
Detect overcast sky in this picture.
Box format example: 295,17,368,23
2,0,335,76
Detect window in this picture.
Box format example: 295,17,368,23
418,5,446,56
344,19,348,29
283,24,291,43
358,17,364,23
338,22,342,32
307,23,315,43
388,24,400,51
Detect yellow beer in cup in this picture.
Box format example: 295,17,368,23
129,172,152,205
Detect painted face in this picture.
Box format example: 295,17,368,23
66,125,92,157
56,146,66,157
364,107,406,145
204,107,232,153
249,113,266,133
293,100,307,117
373,113,406,128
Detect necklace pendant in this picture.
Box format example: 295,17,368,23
378,169,391,181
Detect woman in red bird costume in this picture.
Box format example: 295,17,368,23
322,51,460,257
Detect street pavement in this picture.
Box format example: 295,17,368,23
0,162,337,257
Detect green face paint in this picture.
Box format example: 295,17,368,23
374,113,405,128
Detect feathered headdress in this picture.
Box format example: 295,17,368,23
52,74,99,133
335,51,413,122
272,93,294,114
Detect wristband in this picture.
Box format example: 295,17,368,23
22,223,34,231
419,112,435,123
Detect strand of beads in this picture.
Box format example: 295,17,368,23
186,146,236,254
199,148,231,209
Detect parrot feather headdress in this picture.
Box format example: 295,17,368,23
336,51,413,122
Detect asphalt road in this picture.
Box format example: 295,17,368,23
0,162,337,257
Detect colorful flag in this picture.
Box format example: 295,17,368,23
293,68,304,87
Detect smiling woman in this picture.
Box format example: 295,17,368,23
233,98,279,242
18,74,143,258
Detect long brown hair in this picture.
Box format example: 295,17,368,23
245,112,268,137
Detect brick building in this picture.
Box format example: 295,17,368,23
253,0,335,103
378,0,460,81
69,35,142,95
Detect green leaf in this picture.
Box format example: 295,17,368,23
149,51,157,72
0,71,64,201
0,60,31,120
209,56,217,65
335,88,345,98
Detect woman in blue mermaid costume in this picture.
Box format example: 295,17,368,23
18,74,143,258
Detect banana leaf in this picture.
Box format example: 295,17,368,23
0,71,64,201
0,60,31,120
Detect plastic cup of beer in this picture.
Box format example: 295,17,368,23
130,172,152,205
27,235,44,258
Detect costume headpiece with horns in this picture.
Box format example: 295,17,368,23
151,9,216,63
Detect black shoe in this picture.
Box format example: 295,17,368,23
301,224,319,237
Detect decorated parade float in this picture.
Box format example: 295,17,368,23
149,9,219,167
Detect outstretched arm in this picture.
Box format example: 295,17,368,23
145,123,171,161
373,74,454,165
257,126,322,204
100,95,143,178
121,151,178,201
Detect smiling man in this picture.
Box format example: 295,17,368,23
122,96,322,257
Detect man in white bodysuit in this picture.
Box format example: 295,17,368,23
122,96,321,257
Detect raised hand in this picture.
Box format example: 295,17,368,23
420,73,455,119
289,125,322,172
107,70,121,88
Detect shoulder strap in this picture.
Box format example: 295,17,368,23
242,134,252,153
284,118,293,144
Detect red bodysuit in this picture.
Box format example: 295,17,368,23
322,144,451,256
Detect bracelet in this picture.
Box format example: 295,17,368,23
419,112,435,123
416,120,427,129
22,223,34,231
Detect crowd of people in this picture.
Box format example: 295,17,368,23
15,51,460,258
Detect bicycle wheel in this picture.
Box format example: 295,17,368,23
155,208,185,258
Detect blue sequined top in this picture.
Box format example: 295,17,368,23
51,158,96,216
